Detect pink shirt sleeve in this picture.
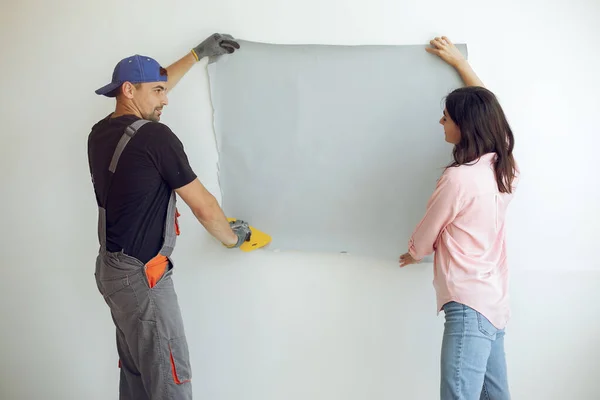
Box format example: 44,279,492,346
408,171,464,261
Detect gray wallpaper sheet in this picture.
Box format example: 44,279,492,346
208,40,467,261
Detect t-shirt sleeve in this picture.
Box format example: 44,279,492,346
144,123,197,190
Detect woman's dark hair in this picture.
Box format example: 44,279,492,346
445,86,516,193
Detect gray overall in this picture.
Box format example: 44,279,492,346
94,119,193,400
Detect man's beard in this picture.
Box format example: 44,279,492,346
145,107,162,122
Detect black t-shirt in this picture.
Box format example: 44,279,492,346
87,114,197,263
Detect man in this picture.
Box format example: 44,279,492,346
88,33,252,400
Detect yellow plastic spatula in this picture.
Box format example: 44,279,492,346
227,218,272,252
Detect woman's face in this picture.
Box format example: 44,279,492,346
439,108,461,144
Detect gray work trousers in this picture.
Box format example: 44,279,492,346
95,251,192,400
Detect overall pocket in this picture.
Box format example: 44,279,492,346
144,255,172,289
97,253,145,314
169,336,192,384
99,273,141,314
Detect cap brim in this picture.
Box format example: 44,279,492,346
95,82,122,97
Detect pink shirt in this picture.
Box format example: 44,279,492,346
408,152,518,329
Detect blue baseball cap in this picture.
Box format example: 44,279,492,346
95,54,168,97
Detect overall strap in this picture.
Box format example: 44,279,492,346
158,191,177,257
98,119,151,250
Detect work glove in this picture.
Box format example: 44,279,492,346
228,219,252,248
192,33,240,63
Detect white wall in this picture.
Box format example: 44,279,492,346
1,0,599,399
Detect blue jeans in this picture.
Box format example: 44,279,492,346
440,302,510,400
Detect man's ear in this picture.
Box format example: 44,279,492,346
120,81,136,99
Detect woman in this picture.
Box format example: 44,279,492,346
399,36,518,400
